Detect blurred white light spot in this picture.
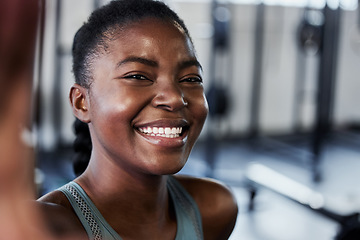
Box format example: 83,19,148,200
214,6,231,22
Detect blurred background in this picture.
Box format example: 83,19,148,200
33,0,360,239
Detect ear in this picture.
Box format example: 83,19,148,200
69,84,91,123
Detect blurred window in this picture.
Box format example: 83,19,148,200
170,0,358,10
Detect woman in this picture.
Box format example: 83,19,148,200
38,0,238,239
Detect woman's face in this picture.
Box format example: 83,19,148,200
86,18,208,175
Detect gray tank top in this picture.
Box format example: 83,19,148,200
58,176,203,240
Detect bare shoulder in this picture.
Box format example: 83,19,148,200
174,175,238,240
36,190,87,238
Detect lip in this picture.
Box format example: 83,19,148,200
134,119,189,148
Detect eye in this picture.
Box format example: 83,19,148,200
180,75,203,84
123,74,151,81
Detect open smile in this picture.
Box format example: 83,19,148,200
134,119,189,147
138,126,183,138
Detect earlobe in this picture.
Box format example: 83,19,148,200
69,84,90,123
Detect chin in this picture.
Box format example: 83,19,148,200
144,158,187,176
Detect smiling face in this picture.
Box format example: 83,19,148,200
79,18,208,176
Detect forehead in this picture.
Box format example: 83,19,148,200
103,18,196,60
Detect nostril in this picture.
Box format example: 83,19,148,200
152,93,187,111
157,104,170,109
155,100,187,112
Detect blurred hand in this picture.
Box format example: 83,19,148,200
0,0,82,239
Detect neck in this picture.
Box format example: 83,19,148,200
75,155,173,225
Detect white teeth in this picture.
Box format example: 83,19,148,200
147,127,152,134
165,127,171,135
138,126,183,138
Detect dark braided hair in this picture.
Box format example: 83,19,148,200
72,0,193,176
73,118,92,176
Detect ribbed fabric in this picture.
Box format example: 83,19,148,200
58,176,203,240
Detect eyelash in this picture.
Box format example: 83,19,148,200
180,76,203,84
123,74,151,81
123,74,202,83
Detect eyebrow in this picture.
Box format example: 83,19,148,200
116,56,203,71
116,57,158,68
178,59,203,72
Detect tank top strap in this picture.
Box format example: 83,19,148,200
167,176,204,240
58,182,122,240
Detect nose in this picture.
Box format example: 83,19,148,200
151,81,187,112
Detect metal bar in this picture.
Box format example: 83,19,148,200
249,2,265,138
311,4,341,182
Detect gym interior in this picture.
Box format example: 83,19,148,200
34,0,360,239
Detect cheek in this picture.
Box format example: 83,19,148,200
92,86,146,118
89,91,148,152
190,93,209,128
89,90,147,138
